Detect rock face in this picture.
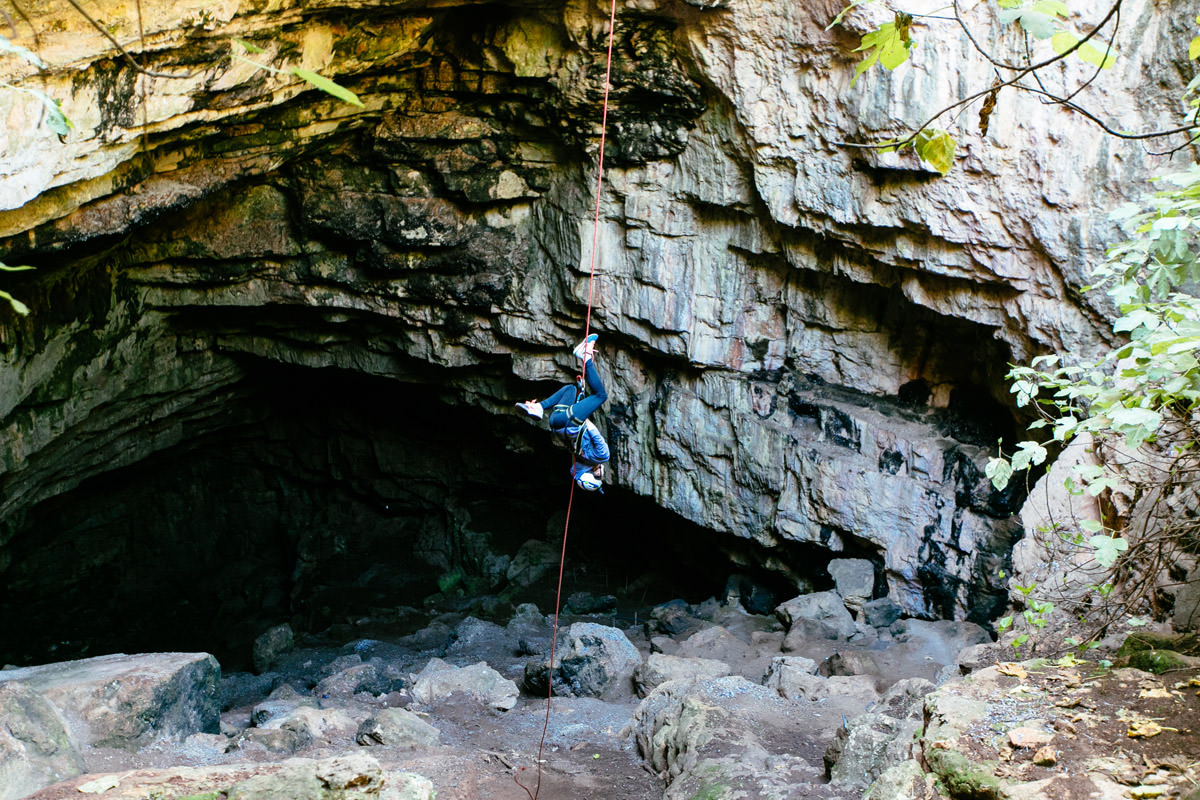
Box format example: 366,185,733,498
0,0,1195,660
0,682,85,800
0,653,220,749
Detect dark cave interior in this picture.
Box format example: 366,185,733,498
0,363,824,671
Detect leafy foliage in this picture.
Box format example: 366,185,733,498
827,0,1125,174
850,13,915,87
0,262,35,316
988,158,1200,629
231,40,364,108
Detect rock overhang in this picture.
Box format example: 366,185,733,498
0,0,1191,657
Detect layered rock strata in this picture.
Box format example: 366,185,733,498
1,0,1194,644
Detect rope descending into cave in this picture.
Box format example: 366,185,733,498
515,0,618,796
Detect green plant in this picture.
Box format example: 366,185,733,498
826,1,1196,173
986,150,1200,636
230,39,364,108
0,262,34,316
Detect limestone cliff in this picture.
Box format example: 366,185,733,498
0,0,1192,653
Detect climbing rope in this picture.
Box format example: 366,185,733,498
514,0,618,796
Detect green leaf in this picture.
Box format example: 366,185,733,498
1089,534,1128,569
1076,41,1117,69
984,457,1013,490
232,38,266,54
0,262,35,272
826,0,869,31
0,34,45,68
0,289,30,316
291,68,364,107
1079,518,1103,533
913,128,956,175
16,86,74,135
1191,34,1200,61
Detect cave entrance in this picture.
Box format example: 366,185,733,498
0,363,803,670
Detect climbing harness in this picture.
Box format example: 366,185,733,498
514,0,617,796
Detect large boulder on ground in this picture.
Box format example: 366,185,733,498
225,753,385,800
252,624,294,673
524,622,641,701
411,658,518,711
824,678,935,789
828,559,875,609
723,574,780,615
316,664,384,700
0,653,219,749
356,708,440,748
775,591,857,640
634,653,732,697
0,681,85,800
862,597,903,628
11,754,434,800
762,656,818,698
506,540,559,589
625,676,825,798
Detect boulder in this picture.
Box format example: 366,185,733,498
676,626,754,664
648,599,701,636
252,624,294,673
566,592,617,614
769,670,878,706
316,664,383,699
723,574,779,615
506,540,559,589
226,753,384,799
1173,564,1200,631
862,598,903,628
825,679,933,789
9,754,434,800
380,772,437,800
356,707,440,748
775,591,857,640
626,676,826,797
0,653,219,749
634,654,732,697
524,622,641,700
411,658,518,711
820,651,880,678
828,559,875,609
262,706,360,744
0,681,85,800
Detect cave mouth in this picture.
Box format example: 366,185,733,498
0,361,809,671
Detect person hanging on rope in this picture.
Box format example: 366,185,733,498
516,334,609,492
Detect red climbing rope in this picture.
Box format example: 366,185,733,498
515,0,618,797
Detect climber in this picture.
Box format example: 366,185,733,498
516,334,610,492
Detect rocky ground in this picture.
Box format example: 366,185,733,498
3,580,1200,800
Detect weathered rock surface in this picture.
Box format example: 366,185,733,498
23,754,434,800
777,591,858,641
524,622,641,700
634,653,731,697
411,659,518,711
0,681,84,800
0,653,219,749
6,0,1192,662
355,708,440,749
858,662,1200,800
253,624,296,674
626,675,860,799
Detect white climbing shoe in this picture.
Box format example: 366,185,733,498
516,401,544,419
573,333,599,361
